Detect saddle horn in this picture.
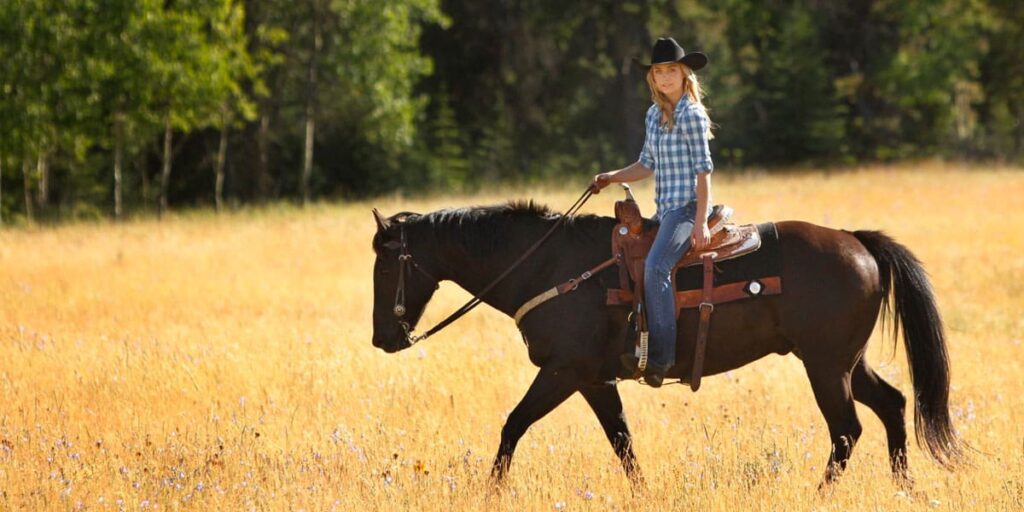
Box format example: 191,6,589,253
620,183,635,202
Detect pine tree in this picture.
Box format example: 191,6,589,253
428,92,469,190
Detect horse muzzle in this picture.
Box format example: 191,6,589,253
372,333,412,353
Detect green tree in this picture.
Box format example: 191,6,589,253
238,0,445,201
977,0,1024,158
427,90,469,189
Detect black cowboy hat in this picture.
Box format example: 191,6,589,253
632,37,707,72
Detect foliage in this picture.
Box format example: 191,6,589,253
0,0,1022,222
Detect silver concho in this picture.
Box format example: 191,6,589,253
618,226,629,236
747,281,762,295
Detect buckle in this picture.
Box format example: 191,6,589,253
699,302,714,313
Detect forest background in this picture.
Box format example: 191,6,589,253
1,0,1022,223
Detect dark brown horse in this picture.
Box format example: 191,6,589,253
370,200,963,487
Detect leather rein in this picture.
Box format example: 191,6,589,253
391,187,598,346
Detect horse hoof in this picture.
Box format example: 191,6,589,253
894,473,916,492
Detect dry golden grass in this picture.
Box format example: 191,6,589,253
1,161,1022,511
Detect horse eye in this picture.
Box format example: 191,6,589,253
382,241,402,250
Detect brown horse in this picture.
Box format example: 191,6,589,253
370,200,963,488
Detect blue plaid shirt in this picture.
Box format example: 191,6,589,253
638,96,714,220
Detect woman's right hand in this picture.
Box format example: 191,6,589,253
590,172,612,194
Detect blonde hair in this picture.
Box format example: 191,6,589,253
646,63,713,138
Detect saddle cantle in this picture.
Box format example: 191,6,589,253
607,197,783,390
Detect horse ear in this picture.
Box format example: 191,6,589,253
372,208,390,232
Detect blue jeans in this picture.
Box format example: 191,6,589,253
643,202,709,368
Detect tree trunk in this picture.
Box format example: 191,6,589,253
159,117,172,219
257,111,271,200
22,158,34,223
138,151,149,210
114,114,124,220
301,0,321,206
1013,99,1023,158
0,155,4,226
215,108,229,213
36,153,49,209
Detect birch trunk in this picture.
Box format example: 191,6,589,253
138,152,149,210
159,118,172,219
215,109,229,213
22,158,33,223
301,0,321,206
114,114,124,220
257,111,270,200
36,153,49,208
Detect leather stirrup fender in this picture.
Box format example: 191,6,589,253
690,253,715,391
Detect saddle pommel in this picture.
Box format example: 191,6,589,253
614,199,644,236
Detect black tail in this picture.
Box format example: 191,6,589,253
852,230,964,468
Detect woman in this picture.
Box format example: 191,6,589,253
592,37,714,388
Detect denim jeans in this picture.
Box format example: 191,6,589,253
643,202,710,368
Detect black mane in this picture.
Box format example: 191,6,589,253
415,200,609,257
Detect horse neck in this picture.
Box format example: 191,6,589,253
427,214,613,317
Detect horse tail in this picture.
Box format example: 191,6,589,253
851,229,964,468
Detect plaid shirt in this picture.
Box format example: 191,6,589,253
638,96,714,220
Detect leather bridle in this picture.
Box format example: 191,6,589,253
389,223,440,344
381,186,597,346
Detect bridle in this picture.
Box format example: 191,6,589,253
389,223,440,344
381,186,597,346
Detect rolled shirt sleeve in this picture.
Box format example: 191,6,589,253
681,107,713,174
638,106,656,169
638,136,655,169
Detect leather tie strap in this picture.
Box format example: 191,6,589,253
514,255,620,325
691,253,716,391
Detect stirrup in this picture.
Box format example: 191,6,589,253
636,331,649,372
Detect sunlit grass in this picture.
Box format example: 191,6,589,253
1,160,1022,510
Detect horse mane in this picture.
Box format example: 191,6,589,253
416,200,608,257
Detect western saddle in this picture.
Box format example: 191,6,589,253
605,187,779,390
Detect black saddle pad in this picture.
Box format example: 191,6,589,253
674,222,781,291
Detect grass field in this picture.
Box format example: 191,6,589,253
1,161,1022,511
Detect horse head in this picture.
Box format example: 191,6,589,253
370,208,442,353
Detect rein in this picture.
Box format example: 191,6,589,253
394,187,597,345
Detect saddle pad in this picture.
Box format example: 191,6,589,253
675,222,781,291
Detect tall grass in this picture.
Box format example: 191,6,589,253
1,161,1022,510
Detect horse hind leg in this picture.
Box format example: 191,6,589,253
852,357,912,488
579,383,644,486
803,363,863,489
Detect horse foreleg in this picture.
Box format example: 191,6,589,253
579,382,644,486
490,366,580,482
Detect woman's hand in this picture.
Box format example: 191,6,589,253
590,172,612,194
691,222,712,251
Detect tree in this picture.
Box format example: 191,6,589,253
240,0,445,200
427,90,469,189
978,0,1024,158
